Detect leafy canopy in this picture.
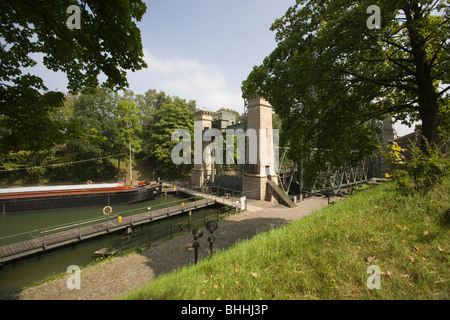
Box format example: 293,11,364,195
242,0,449,176
0,0,148,153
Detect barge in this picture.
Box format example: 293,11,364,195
0,181,162,213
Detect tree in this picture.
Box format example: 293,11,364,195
242,0,449,177
66,88,142,177
147,97,195,178
0,0,148,153
113,95,143,176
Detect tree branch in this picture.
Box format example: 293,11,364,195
329,65,419,92
379,37,414,55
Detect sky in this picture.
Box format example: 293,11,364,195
30,0,416,137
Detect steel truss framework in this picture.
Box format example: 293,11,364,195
276,147,380,197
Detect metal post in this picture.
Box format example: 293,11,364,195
188,211,191,232
129,141,133,185
42,230,46,249
192,229,203,264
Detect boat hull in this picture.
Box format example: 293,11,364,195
0,184,162,214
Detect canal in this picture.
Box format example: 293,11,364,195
0,193,222,297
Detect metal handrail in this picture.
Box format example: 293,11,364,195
0,184,251,246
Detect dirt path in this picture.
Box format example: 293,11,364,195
14,197,332,300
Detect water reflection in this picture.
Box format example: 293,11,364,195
0,194,220,297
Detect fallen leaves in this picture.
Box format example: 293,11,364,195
380,270,392,278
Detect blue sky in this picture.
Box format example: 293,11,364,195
36,0,295,113
32,0,415,136
129,0,296,113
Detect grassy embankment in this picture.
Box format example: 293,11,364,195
121,177,449,300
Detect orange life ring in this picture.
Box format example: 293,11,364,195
103,206,112,216
87,180,93,184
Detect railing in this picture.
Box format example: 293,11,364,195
165,181,259,201
0,184,249,248
120,205,237,254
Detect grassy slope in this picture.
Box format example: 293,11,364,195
121,177,449,300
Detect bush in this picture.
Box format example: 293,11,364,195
383,141,450,196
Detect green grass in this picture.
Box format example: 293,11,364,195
120,177,450,300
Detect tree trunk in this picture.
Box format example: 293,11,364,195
404,3,439,153
418,89,439,150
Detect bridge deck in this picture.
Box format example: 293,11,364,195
0,198,215,264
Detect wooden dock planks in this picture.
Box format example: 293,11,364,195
0,198,214,263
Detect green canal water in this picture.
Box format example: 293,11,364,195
0,193,221,297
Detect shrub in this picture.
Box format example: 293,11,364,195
383,141,449,196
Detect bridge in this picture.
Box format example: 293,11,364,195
0,185,249,264
189,95,394,206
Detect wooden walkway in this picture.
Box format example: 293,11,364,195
0,198,215,264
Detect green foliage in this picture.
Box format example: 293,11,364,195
383,141,450,195
242,0,449,178
0,88,193,184
147,97,195,178
1,0,147,93
0,0,147,154
0,89,66,153
382,141,407,176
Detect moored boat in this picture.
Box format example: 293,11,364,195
0,181,162,213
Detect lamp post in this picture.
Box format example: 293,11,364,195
192,228,203,264
206,221,218,257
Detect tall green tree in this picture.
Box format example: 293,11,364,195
113,96,143,175
147,97,195,178
242,0,449,178
0,0,148,154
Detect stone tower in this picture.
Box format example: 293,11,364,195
191,109,214,188
241,94,278,200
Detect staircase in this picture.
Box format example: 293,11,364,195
266,179,296,208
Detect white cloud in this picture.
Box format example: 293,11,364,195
127,49,243,111
20,49,245,112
